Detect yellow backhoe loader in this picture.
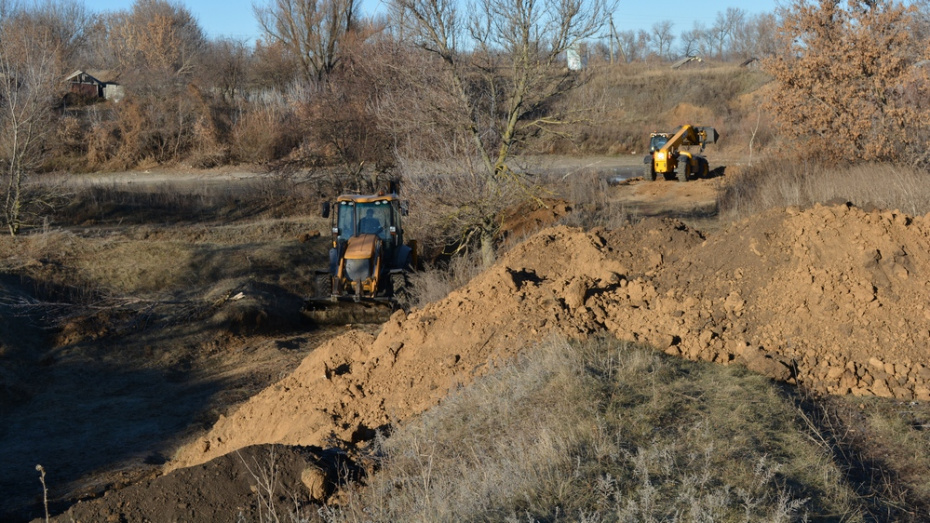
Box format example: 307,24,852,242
303,185,417,324
644,125,719,182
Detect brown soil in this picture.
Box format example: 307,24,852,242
53,444,355,523
9,172,930,521
610,174,723,231
166,199,930,476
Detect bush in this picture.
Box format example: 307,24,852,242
230,104,303,164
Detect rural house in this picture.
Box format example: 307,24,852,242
64,70,124,102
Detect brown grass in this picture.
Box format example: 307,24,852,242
320,336,867,522
719,161,930,220
538,63,773,156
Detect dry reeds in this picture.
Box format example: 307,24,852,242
719,162,930,220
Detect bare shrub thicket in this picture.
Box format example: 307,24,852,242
231,102,303,165
764,0,930,164
322,336,865,521
719,163,930,220
0,3,73,235
385,0,616,264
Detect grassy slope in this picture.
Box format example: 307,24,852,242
538,63,773,157
320,337,894,522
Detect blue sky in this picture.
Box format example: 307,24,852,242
90,0,780,43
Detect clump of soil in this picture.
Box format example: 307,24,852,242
55,444,356,523
168,203,930,472
498,197,573,243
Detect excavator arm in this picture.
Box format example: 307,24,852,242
659,125,719,153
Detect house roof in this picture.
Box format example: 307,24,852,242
64,69,120,84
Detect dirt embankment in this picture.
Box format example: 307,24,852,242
166,202,930,471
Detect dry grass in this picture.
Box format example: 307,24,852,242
719,162,930,220
814,395,930,517
550,169,637,230
320,336,866,522
401,250,485,309
539,63,773,156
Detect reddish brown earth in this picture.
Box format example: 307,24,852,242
165,199,930,476
14,175,930,521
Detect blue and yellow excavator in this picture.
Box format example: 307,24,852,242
644,125,719,182
304,184,417,324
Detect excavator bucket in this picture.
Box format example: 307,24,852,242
302,297,394,325
697,127,719,145
301,271,395,325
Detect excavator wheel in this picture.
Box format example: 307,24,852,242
314,273,333,298
391,272,410,307
675,160,689,182
696,157,709,178
644,164,656,181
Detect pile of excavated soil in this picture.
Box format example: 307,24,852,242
168,203,930,471
53,444,352,523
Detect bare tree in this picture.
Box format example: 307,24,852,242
254,0,361,85
706,7,745,60
105,0,205,77
730,12,778,60
0,5,67,235
678,23,702,58
650,20,674,60
248,38,302,90
199,37,250,102
390,0,615,262
29,0,89,65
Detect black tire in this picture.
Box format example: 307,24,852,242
675,159,689,182
391,272,410,308
314,273,332,298
644,163,657,181
696,157,708,178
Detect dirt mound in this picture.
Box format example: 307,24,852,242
205,279,308,335
661,203,930,398
498,197,573,243
52,444,354,522
169,204,930,471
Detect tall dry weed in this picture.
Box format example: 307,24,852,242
400,250,485,309
321,336,863,522
231,104,302,164
720,162,930,220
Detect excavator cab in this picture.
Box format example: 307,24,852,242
648,133,671,153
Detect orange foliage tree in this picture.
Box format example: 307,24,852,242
764,0,930,163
